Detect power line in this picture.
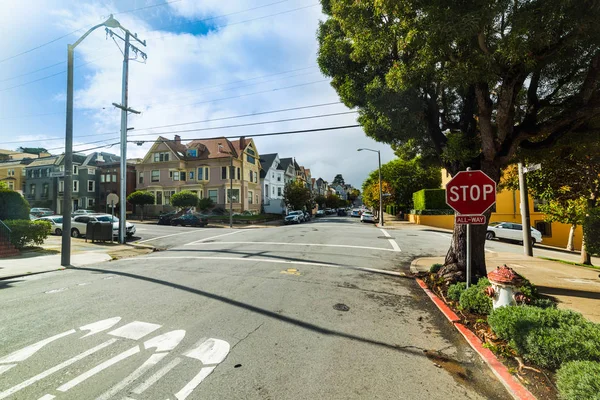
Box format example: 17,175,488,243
3,101,344,144
0,59,98,92
112,0,183,15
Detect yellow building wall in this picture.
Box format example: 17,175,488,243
409,169,583,251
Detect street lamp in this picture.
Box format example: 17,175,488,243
357,148,383,226
61,15,122,267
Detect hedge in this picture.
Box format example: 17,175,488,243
0,188,30,220
458,278,493,315
409,209,454,215
412,189,451,211
556,361,600,400
583,207,600,256
4,220,51,249
488,306,600,369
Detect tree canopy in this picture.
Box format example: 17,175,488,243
332,174,345,186
171,190,199,209
283,181,313,210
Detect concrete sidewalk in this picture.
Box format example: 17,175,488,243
411,253,600,322
0,236,153,280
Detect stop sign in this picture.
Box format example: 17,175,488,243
446,170,496,215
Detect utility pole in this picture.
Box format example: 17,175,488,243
230,155,234,228
106,27,146,244
518,163,533,256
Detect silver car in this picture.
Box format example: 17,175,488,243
486,222,543,246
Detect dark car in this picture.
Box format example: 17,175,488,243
337,209,347,216
158,211,181,225
171,214,208,227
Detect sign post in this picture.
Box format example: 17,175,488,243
446,168,497,288
107,193,119,244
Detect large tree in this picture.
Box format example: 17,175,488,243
171,190,199,209
318,0,600,282
283,181,313,211
127,191,155,222
332,174,345,186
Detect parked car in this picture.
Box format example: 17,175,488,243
284,211,304,224
325,208,334,215
158,211,182,225
30,208,54,217
303,211,311,221
360,211,375,223
486,222,542,245
350,209,361,218
316,210,325,217
72,209,96,217
71,214,136,238
170,214,208,227
337,209,347,216
36,216,63,235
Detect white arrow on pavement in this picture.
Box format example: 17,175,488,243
0,329,75,364
79,317,122,338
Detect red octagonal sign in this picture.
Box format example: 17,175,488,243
446,170,496,215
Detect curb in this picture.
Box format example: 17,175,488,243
410,258,420,274
415,278,537,400
0,267,67,281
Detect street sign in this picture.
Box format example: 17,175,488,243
50,172,65,178
455,215,486,225
446,170,496,215
107,193,119,207
524,163,541,173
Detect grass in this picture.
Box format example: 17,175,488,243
539,257,600,270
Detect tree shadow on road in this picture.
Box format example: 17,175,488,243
67,265,425,357
535,285,600,300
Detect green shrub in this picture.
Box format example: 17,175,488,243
5,220,51,249
447,282,466,301
556,361,600,400
171,190,199,208
458,278,492,315
517,276,539,299
584,207,600,256
409,209,454,215
0,188,30,220
429,263,443,273
412,189,451,211
488,306,600,369
531,298,556,309
198,197,215,211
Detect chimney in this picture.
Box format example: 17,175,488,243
174,135,181,144
240,136,246,148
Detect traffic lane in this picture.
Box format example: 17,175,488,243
0,256,507,399
132,224,242,250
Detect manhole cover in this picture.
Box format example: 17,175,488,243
377,236,394,239
333,303,350,312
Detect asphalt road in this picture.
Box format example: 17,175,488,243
0,216,510,399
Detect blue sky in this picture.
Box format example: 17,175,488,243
0,0,395,187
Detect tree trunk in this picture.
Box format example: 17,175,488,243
581,234,592,265
566,224,576,251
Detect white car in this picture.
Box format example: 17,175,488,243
486,222,542,245
360,211,375,223
72,209,96,217
71,214,136,238
36,216,63,235
284,211,304,224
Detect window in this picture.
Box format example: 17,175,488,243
273,186,275,195
88,198,95,208
277,187,282,196
265,184,268,196
112,174,117,182
156,191,163,205
170,170,180,181
249,171,253,182
59,180,64,192
221,166,227,180
198,167,209,181
187,149,197,157
100,174,105,183
189,171,194,180
246,148,256,164
248,191,253,204
88,180,95,192
255,172,258,183
256,194,258,204
7,181,14,190
30,184,36,196
208,189,218,203
73,180,79,192
277,175,281,182
151,170,160,182
73,165,78,174
154,152,170,162
42,183,49,197
164,190,176,205
138,172,144,184
272,172,275,179
7,169,15,176
180,171,186,181
88,168,95,174
59,165,64,172
226,188,240,203
34,169,40,178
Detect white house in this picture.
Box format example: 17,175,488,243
260,153,287,214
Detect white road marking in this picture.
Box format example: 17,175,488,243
144,330,186,352
132,357,182,395
174,367,215,400
95,353,168,400
57,345,140,392
80,317,122,338
186,241,397,252
380,228,401,252
431,232,451,239
0,329,76,363
136,230,197,243
0,339,117,400
121,256,407,277
109,321,161,340
184,230,245,245
77,282,91,286
45,287,68,294
0,364,16,376
37,395,55,400
185,338,230,365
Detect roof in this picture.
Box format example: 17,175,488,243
278,157,294,171
259,153,278,174
158,136,188,159
0,159,30,167
25,156,60,167
187,137,238,159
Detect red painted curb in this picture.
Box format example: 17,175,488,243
415,278,537,400
416,279,460,322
